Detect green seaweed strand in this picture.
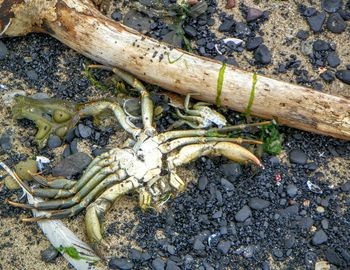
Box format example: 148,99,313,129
215,63,227,106
165,52,184,64
245,73,257,117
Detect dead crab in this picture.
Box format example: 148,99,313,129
8,65,270,249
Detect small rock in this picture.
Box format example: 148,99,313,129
278,204,299,217
166,245,176,255
217,240,231,255
235,22,251,37
296,30,310,40
235,205,252,222
325,248,344,266
273,248,284,259
123,10,152,34
31,92,50,99
322,0,342,13
225,0,235,9
313,40,330,51
286,184,298,197
327,52,341,67
249,197,270,210
321,218,329,229
0,41,8,60
111,11,122,21
307,12,326,32
184,25,197,38
261,261,270,270
48,135,62,149
25,69,38,81
162,31,183,48
326,13,346,33
336,70,350,85
52,152,92,178
15,159,38,181
312,230,328,245
341,181,350,192
41,246,59,263
109,257,134,270
299,216,314,230
166,259,180,270
220,178,235,191
4,175,20,190
284,233,295,249
316,206,325,213
246,37,263,51
78,124,92,139
62,145,71,158
198,175,208,190
246,7,263,22
221,163,242,178
289,149,308,164
193,238,205,251
219,19,234,32
0,132,11,150
254,44,272,65
152,257,166,270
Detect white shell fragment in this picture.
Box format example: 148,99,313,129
307,180,323,194
36,156,51,172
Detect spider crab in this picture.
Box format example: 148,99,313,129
8,65,269,249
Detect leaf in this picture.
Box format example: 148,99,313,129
261,123,283,154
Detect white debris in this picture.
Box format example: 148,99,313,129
307,180,323,194
36,156,51,172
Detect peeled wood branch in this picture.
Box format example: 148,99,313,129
1,0,350,140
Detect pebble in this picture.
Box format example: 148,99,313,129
111,11,122,21
221,163,241,178
322,0,342,13
316,206,325,213
0,41,8,60
235,205,252,222
327,52,341,67
78,124,92,139
123,10,152,34
254,44,272,65
325,248,344,266
52,152,92,177
166,260,180,270
296,30,309,40
299,216,314,230
197,175,208,190
48,135,62,149
70,138,79,154
217,240,231,254
321,219,329,229
152,257,166,270
307,12,326,32
286,184,298,197
289,149,308,164
312,230,328,245
109,257,134,270
326,13,346,33
246,37,263,51
273,248,284,259
193,238,205,251
218,19,234,32
313,40,330,51
321,70,335,82
248,197,270,210
4,175,20,190
15,159,38,181
246,7,264,22
341,181,350,192
335,70,350,85
184,25,197,38
25,69,39,81
162,31,183,48
234,22,251,37
220,178,235,191
261,262,270,270
0,132,12,150
41,246,59,263
284,233,295,248
62,145,71,158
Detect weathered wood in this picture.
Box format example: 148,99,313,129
1,0,350,140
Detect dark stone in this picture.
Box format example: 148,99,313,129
261,262,270,270
184,25,197,38
52,152,92,178
307,12,326,32
325,249,345,266
48,135,62,149
166,259,180,270
162,31,183,48
278,204,299,218
327,52,341,67
327,13,346,33
235,22,251,37
321,219,329,229
299,216,314,230
296,30,309,40
249,198,270,210
246,37,263,51
109,257,134,270
220,178,235,191
111,11,122,21
129,248,142,261
235,205,252,222
322,0,342,13
254,44,272,65
123,10,152,33
313,40,330,51
226,57,238,66
284,233,295,248
339,9,350,20
341,181,350,192
217,240,231,254
289,149,308,164
0,132,11,150
65,128,76,143
302,7,317,17
221,163,242,178
246,7,264,22
41,246,59,262
219,19,234,32
336,70,350,84
321,70,335,82
193,238,205,251
273,248,284,259
286,184,298,197
152,258,165,270
25,69,39,81
0,41,8,60
92,148,109,157
70,138,79,154
78,124,92,139
198,175,208,190
312,230,328,245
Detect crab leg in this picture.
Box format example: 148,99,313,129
159,137,262,153
85,177,140,246
157,121,272,142
20,172,127,222
30,173,76,189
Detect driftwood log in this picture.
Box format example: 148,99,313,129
1,0,350,140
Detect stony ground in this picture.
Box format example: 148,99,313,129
0,0,350,270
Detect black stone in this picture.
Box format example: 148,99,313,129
322,0,342,13
296,30,310,40
273,248,284,259
339,9,350,20
193,238,205,251
307,12,326,32
302,7,318,17
235,205,252,222
198,175,208,190
327,13,346,33
235,22,251,37
41,246,59,262
249,198,270,210
111,11,122,21
321,70,335,82
312,230,328,245
254,44,272,65
166,259,180,270
184,25,197,38
0,41,8,60
109,257,134,270
336,70,350,84
219,19,234,32
52,152,92,177
162,31,183,48
123,10,152,33
78,124,92,139
341,181,350,192
221,163,242,178
284,233,295,249
220,178,235,191
48,135,62,149
286,184,298,197
0,132,11,150
325,249,345,266
289,149,308,164
313,40,330,51
246,37,263,51
217,241,231,255
327,52,341,67
25,69,39,81
299,216,314,230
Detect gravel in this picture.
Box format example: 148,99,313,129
52,152,92,177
